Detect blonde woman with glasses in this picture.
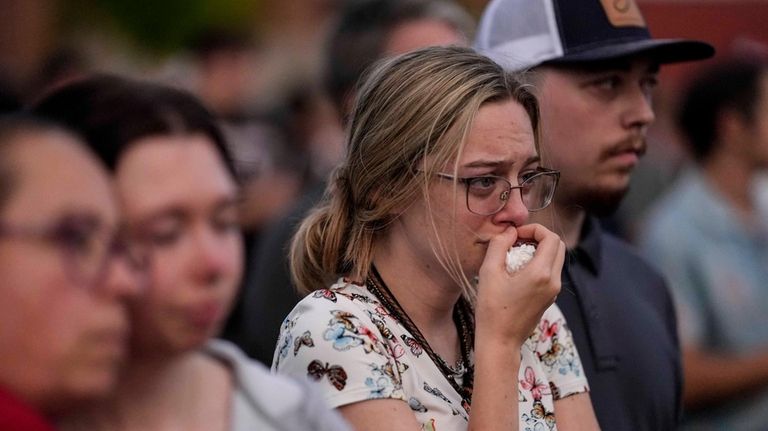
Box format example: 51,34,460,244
274,46,601,430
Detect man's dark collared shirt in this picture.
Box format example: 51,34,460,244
556,217,682,431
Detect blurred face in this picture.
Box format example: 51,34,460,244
116,134,242,355
397,100,538,281
535,58,658,215
384,18,467,55
0,130,138,414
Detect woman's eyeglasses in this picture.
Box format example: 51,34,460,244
434,168,560,215
0,215,149,289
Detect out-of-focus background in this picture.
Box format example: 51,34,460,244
3,3,764,427
0,0,765,243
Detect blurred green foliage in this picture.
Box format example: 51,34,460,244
61,0,263,54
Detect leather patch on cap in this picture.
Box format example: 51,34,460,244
599,0,646,27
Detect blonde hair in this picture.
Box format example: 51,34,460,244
290,46,539,299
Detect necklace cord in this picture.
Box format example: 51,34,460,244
366,265,475,405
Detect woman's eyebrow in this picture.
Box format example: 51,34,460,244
523,155,541,166
462,154,540,169
462,159,506,169
134,207,187,227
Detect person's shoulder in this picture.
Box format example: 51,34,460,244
599,230,654,266
597,230,670,287
292,278,377,315
206,340,352,431
206,339,305,401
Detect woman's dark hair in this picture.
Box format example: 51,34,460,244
678,58,768,162
28,74,235,176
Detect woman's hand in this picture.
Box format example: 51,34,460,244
474,223,565,346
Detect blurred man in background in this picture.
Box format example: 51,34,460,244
640,57,768,430
476,0,713,429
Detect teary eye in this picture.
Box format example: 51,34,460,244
468,176,497,190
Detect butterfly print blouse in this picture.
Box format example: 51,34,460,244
272,279,589,431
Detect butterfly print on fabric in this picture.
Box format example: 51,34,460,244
549,381,561,399
423,381,464,418
293,330,314,356
538,336,564,367
558,353,582,377
522,417,547,431
369,359,407,389
313,289,338,302
423,382,451,403
277,333,291,361
400,334,423,357
307,360,348,391
424,382,469,420
329,310,357,330
323,322,364,351
531,399,556,430
365,376,391,398
367,312,395,341
408,397,428,413
520,366,550,401
382,359,408,382
366,312,405,358
337,291,377,304
538,319,559,342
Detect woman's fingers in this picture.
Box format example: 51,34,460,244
514,223,561,272
482,225,519,272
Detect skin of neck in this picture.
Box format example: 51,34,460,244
533,203,586,249
372,226,463,362
68,350,212,429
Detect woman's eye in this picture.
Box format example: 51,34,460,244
467,177,499,198
212,213,240,233
144,225,182,247
520,170,540,183
468,177,497,190
56,226,95,254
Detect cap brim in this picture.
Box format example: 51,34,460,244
545,39,715,66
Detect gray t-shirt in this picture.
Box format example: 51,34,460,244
205,339,352,431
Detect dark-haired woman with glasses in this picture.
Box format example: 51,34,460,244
274,46,600,431
0,115,142,430
31,77,351,431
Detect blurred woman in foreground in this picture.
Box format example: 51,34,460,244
32,76,351,431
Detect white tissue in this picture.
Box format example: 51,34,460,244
505,243,536,273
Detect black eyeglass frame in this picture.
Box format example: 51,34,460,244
433,167,560,215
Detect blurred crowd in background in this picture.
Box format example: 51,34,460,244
0,0,765,245
1,0,765,243
2,0,768,428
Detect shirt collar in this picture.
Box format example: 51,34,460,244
573,216,603,275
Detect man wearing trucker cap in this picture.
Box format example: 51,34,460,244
476,0,714,430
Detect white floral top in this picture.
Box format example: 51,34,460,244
272,278,589,431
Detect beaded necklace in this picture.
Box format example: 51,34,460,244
366,265,475,408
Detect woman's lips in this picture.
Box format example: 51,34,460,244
186,300,224,329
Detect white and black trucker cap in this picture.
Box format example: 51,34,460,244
475,0,715,72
